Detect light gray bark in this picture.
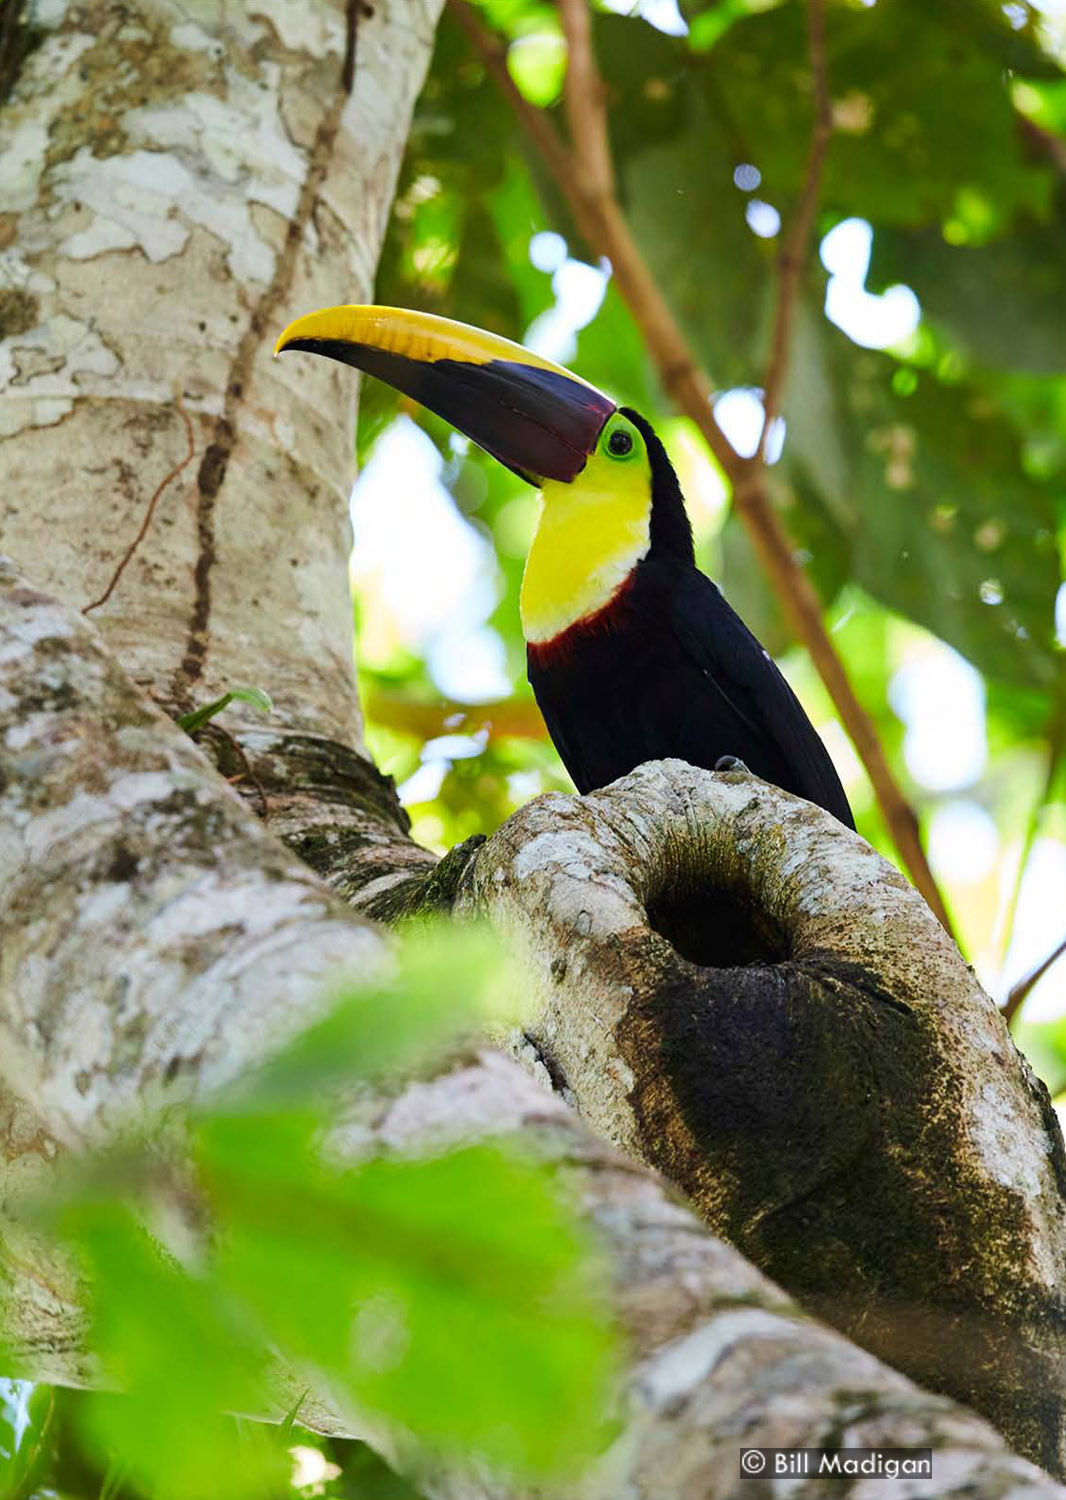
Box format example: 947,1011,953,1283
0,561,383,1147
0,0,440,897
0,558,384,1387
0,561,1063,1500
2,0,409,734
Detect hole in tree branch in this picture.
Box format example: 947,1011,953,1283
645,882,789,968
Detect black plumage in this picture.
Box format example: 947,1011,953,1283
527,409,855,829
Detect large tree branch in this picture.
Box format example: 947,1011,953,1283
0,561,1063,1499
448,0,951,934
0,559,384,1146
459,765,1066,1474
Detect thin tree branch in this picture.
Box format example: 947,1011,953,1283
1004,932,1066,1027
559,0,614,200
449,0,953,934
758,0,832,459
996,684,1066,1020
364,689,548,742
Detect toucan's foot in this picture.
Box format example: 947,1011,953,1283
714,755,750,775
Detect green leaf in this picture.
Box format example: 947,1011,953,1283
783,316,1062,687
226,685,274,714
700,0,1055,229
198,1126,615,1477
870,216,1066,376
0,1380,52,1500
177,686,273,737
65,1205,283,1500
594,13,771,387
31,925,612,1491
507,29,566,107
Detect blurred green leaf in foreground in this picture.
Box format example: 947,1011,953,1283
2,926,615,1500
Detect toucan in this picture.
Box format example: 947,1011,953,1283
274,306,854,829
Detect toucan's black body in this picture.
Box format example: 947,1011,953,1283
528,412,855,828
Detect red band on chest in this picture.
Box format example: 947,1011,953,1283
526,569,638,668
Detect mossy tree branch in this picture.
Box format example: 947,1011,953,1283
0,559,1063,1498
458,759,1066,1472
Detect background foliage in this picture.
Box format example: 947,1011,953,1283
355,0,1066,1085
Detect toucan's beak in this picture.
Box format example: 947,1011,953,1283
274,305,617,484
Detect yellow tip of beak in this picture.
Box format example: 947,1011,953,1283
272,304,607,386
274,307,356,358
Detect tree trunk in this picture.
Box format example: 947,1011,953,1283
3,0,1066,1492
0,0,436,904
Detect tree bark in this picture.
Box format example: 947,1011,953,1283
0,561,1063,1500
0,0,437,906
459,765,1066,1475
3,0,1066,1492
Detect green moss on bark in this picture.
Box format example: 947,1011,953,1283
615,938,1066,1476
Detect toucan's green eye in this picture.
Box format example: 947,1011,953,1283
606,426,634,458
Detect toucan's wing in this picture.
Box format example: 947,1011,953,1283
665,565,855,828
531,678,596,794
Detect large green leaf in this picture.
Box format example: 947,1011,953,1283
783,319,1062,687
68,1205,281,1500
25,927,615,1496
595,12,771,386
622,101,772,387
200,1125,613,1475
871,208,1066,376
700,0,1055,228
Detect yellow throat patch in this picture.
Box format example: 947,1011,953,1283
520,412,653,644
